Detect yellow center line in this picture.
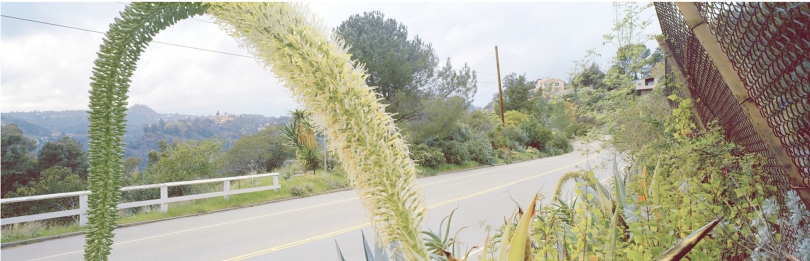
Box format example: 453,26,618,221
420,156,558,186
26,197,358,261
223,158,588,261
27,155,591,261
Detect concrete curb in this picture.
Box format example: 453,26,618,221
1,152,565,248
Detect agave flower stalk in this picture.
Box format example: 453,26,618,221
207,3,428,259
85,3,208,260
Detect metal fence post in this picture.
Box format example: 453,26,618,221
79,194,88,226
160,186,168,213
223,180,230,200
273,175,279,192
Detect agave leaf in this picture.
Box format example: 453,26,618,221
507,193,538,261
336,240,347,261
611,153,625,210
362,230,376,261
498,223,513,261
481,231,490,261
657,216,723,261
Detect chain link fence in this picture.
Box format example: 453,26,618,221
655,2,809,257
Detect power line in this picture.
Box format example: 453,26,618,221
1,14,255,59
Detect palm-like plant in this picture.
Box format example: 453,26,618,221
282,109,321,171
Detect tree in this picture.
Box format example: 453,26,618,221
404,96,468,143
335,11,439,122
3,166,88,219
1,123,38,196
37,136,89,179
141,138,223,188
282,109,321,171
429,58,478,107
218,125,294,175
501,73,535,113
570,62,606,90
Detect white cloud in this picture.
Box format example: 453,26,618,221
2,2,660,116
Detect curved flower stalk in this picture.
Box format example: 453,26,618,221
207,3,428,259
85,3,208,260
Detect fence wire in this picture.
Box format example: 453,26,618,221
655,2,809,258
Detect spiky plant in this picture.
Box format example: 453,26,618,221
207,3,428,259
85,3,208,260
87,2,427,260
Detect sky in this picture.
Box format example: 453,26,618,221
1,2,661,117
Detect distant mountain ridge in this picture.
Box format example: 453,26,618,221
1,105,290,163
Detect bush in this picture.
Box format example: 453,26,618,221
436,140,469,165
466,139,494,165
520,121,552,150
501,125,528,149
409,144,445,168
549,132,572,152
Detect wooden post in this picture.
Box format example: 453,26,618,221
495,46,505,125
656,37,706,132
677,2,810,208
79,194,88,226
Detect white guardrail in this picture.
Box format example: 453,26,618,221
0,173,279,226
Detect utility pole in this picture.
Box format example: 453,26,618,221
495,45,505,125
323,133,327,178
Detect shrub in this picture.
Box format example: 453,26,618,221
436,140,469,165
466,139,494,165
289,185,307,197
409,144,445,168
501,125,528,149
520,121,552,150
549,132,572,152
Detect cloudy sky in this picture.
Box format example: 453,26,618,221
1,2,660,117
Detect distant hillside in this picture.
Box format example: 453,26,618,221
2,105,289,167
124,114,290,169
0,116,52,137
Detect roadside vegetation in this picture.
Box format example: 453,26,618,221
5,2,808,261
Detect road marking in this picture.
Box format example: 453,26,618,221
420,156,558,186
223,158,589,260
24,197,358,261
24,155,592,261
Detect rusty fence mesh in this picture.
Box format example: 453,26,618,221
655,2,809,257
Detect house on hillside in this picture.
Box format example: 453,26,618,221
534,77,571,97
634,76,661,96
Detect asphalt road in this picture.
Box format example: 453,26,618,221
1,141,614,261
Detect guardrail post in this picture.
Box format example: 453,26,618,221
223,180,230,200
273,175,279,192
160,186,168,213
79,194,88,226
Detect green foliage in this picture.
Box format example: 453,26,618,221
435,140,470,165
85,3,209,259
141,138,223,187
410,144,445,168
217,125,294,175
37,136,89,178
519,121,552,150
405,96,468,143
3,166,88,219
465,139,494,165
502,110,528,127
1,123,38,196
431,58,478,107
282,110,321,171
335,11,439,122
501,73,535,113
